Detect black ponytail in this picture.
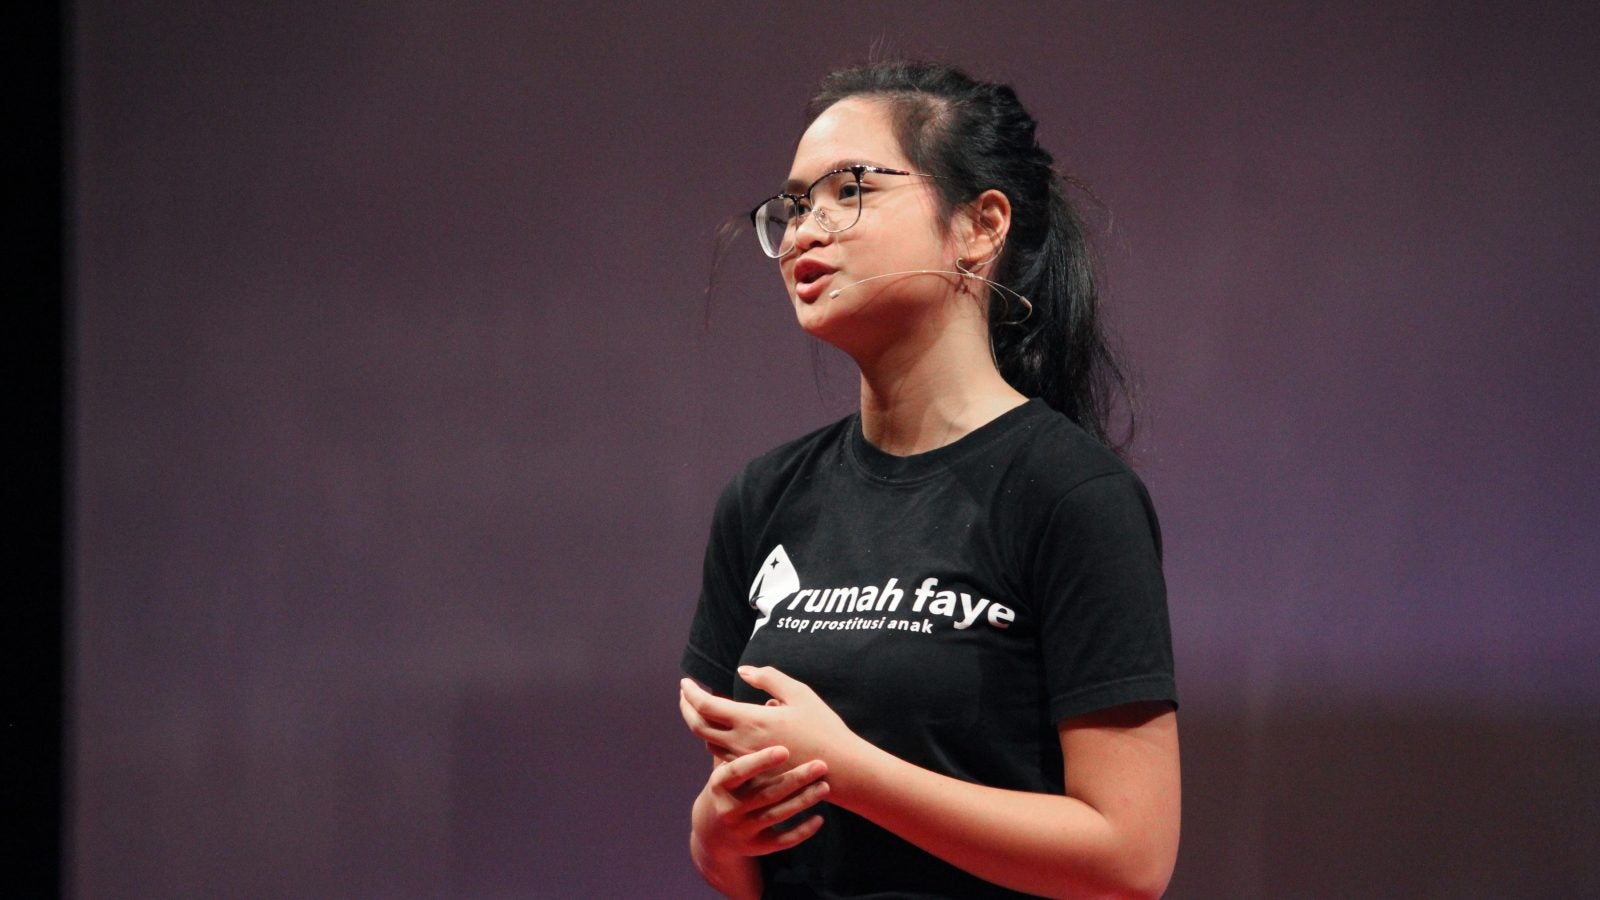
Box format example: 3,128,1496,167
807,60,1134,455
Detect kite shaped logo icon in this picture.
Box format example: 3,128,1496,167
748,544,800,635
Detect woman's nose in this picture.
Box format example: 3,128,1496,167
791,209,833,253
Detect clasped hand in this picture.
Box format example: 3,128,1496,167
679,666,858,857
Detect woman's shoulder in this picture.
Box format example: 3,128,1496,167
991,402,1164,560
997,400,1141,497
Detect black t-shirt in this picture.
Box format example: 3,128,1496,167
682,400,1176,899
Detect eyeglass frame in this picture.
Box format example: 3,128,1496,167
749,164,939,258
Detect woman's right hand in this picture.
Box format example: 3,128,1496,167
691,744,830,863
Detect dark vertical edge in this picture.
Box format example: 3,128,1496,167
3,0,67,896
59,1,77,895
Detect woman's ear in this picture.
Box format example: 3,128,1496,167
959,189,1012,270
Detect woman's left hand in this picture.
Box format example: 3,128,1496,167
679,666,863,774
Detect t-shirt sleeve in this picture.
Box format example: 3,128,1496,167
681,475,756,695
1032,470,1177,723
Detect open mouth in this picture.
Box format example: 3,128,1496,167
793,259,833,287
793,259,835,301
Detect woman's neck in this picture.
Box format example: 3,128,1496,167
855,325,1027,457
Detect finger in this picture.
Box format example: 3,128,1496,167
745,752,825,794
752,779,831,829
744,760,828,808
713,746,790,792
737,665,807,703
678,690,707,729
679,692,731,744
755,814,824,854
680,678,744,726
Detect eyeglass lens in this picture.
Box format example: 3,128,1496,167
755,170,864,258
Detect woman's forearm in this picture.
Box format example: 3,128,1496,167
827,731,1177,899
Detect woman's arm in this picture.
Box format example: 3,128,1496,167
845,702,1179,899
680,667,1180,900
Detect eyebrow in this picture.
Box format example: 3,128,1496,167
782,159,885,193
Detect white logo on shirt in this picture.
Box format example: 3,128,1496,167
748,544,800,635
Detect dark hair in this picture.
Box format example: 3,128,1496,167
807,60,1134,454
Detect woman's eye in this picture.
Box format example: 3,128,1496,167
838,183,863,201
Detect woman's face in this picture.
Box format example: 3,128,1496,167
779,97,958,349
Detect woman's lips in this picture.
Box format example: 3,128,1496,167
791,257,836,303
795,271,833,302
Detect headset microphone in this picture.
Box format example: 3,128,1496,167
824,266,1035,324
826,269,965,299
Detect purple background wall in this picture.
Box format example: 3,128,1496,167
73,2,1598,897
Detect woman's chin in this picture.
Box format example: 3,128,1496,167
793,295,845,339
794,283,927,353
797,302,888,362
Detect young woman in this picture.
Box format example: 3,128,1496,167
678,60,1179,899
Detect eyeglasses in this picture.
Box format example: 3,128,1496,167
749,164,937,258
